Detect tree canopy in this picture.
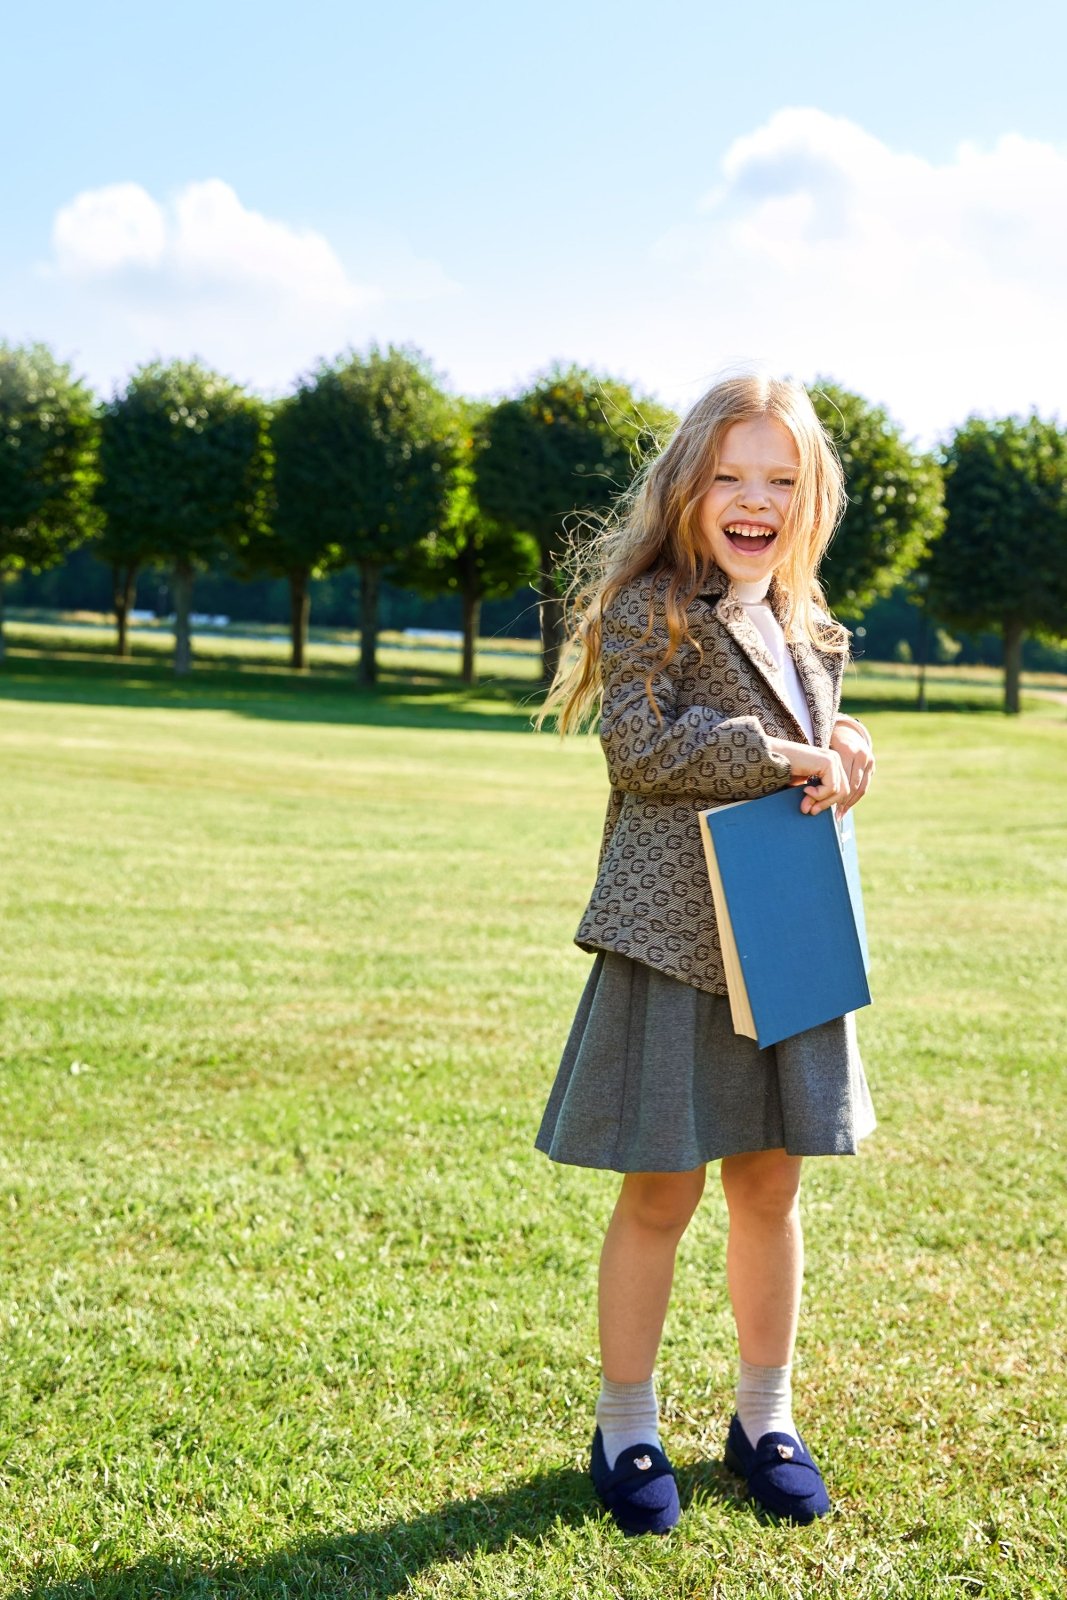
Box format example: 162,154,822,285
243,396,344,670
274,345,453,685
0,342,98,658
398,399,538,684
16,335,1067,703
96,361,271,673
476,366,676,681
926,413,1067,713
810,381,943,616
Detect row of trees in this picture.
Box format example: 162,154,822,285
2,340,1065,710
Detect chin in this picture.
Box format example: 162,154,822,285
721,556,778,583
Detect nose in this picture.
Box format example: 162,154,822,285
738,478,769,510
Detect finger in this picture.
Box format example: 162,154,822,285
801,767,837,799
802,778,843,814
800,752,849,813
827,761,851,806
800,781,826,813
838,759,874,813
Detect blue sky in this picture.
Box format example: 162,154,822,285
4,0,1065,440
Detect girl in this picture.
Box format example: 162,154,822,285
535,374,876,1534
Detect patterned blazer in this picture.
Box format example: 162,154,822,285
575,565,846,996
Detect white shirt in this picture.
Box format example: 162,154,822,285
733,577,815,744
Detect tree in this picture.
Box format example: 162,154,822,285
93,505,154,659
809,380,943,615
0,343,98,662
239,397,342,671
272,346,453,686
97,362,271,674
476,366,676,683
926,414,1067,714
397,400,538,684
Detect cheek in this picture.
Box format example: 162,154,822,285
696,492,719,538
700,488,729,528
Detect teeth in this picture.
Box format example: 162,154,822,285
724,524,775,539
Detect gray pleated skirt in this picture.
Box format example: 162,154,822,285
535,952,876,1172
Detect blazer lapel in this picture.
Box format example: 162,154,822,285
787,635,836,747
694,590,813,745
690,570,838,747
768,578,840,748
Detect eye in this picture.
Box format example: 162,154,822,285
714,472,737,483
772,477,796,487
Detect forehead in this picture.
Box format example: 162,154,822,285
718,415,800,466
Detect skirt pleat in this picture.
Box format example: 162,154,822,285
535,952,876,1172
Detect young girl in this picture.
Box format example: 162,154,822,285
535,374,876,1534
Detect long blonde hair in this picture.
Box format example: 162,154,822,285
540,374,848,734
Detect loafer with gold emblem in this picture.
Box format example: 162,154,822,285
723,1414,830,1523
590,1426,680,1535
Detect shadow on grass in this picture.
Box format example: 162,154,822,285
6,647,1036,735
2,650,1023,735
9,1462,743,1598
838,689,1007,716
0,651,545,734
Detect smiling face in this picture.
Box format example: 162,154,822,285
697,415,801,585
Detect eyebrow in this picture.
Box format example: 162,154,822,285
716,460,799,471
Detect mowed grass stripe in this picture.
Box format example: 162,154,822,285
0,653,1064,1598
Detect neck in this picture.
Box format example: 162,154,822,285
732,574,772,604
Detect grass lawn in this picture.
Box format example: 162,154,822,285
0,636,1064,1598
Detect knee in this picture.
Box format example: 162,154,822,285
720,1150,802,1221
617,1167,706,1235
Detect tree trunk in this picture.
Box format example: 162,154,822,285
460,590,480,686
915,593,929,711
1003,617,1024,715
538,546,566,686
359,560,380,687
173,562,194,676
113,563,138,658
289,568,310,671
0,577,6,664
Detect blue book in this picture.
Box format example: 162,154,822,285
698,786,872,1049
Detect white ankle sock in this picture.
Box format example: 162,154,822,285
595,1375,661,1469
735,1359,796,1448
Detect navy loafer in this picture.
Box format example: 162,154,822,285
590,1426,680,1536
723,1414,830,1523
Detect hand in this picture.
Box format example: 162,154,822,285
767,738,849,816
829,719,875,815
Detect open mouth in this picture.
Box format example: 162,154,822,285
722,522,778,555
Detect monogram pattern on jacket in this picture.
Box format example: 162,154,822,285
575,568,846,996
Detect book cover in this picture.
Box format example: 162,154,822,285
698,786,872,1049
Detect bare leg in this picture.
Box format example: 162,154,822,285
719,1149,831,1518
598,1166,706,1383
720,1148,804,1365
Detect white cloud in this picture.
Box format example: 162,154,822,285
51,178,378,312
647,108,1067,440
37,179,465,394
53,183,167,274
25,123,1066,438
168,180,372,308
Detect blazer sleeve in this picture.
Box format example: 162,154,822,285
599,603,793,801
